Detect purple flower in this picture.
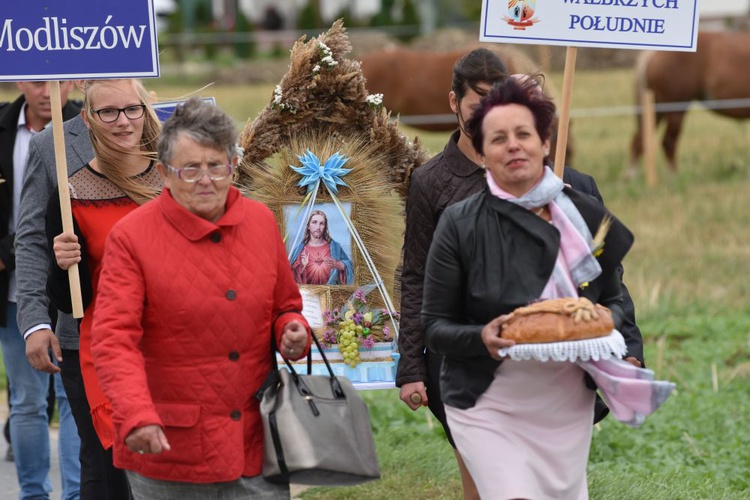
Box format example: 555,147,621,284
361,334,375,349
323,329,337,345
352,312,363,325
383,326,392,341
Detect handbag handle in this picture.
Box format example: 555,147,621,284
270,311,346,400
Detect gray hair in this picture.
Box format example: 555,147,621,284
157,97,237,164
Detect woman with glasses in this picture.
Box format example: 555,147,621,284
47,78,162,497
81,97,310,499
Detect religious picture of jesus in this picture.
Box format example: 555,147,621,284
286,204,355,286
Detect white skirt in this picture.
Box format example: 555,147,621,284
445,359,595,500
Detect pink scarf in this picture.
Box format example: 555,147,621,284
487,169,675,426
486,168,600,294
577,358,675,427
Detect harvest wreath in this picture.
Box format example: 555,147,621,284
236,19,429,198
235,20,428,382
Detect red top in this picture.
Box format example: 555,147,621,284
68,164,161,450
74,197,139,449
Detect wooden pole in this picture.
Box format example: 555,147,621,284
642,89,658,187
50,81,84,318
553,47,577,178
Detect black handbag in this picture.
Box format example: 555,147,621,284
257,330,381,486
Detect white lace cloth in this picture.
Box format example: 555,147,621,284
498,330,627,362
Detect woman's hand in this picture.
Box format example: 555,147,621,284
280,320,308,359
125,424,171,456
53,232,81,270
399,381,428,410
624,356,642,368
481,314,516,360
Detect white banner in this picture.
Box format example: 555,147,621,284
480,0,700,52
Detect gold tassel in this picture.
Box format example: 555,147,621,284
591,214,612,257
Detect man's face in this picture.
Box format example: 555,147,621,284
16,81,74,129
308,214,326,240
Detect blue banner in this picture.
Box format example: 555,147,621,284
152,97,216,122
0,0,159,81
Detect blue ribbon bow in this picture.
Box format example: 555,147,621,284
290,149,352,195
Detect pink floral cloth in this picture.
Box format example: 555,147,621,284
578,358,676,426
486,167,602,292
486,169,675,426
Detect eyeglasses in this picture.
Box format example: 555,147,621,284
91,104,146,123
166,163,234,183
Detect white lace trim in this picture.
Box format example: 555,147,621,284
498,330,627,362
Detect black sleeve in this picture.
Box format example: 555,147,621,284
567,169,644,365
45,194,93,314
616,268,644,364
588,270,629,425
396,172,437,386
421,210,486,359
0,233,13,271
595,271,626,330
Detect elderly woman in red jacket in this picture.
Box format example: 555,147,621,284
88,97,310,499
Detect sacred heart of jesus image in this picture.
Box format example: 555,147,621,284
505,0,540,30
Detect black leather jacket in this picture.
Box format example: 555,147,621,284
422,187,634,410
397,131,643,388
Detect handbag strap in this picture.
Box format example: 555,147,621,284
269,310,345,399
263,310,346,481
267,374,290,480
269,311,312,374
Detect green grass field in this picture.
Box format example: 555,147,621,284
2,66,749,498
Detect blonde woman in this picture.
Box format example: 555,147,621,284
47,79,162,497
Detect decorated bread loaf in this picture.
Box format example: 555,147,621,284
501,297,613,344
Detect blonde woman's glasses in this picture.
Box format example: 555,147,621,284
92,104,146,123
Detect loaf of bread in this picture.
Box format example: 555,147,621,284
501,297,613,344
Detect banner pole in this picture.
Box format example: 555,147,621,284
553,46,577,179
50,81,84,318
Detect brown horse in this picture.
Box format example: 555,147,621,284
629,31,750,175
360,46,572,164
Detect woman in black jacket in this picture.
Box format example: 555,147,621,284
397,50,644,500
421,77,635,499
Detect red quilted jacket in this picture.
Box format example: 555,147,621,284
91,186,309,483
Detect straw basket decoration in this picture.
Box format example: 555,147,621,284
235,20,429,384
